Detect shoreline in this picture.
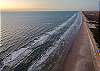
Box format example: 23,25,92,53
82,11,100,48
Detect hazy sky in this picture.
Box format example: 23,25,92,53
0,0,99,11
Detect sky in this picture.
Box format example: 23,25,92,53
0,0,99,11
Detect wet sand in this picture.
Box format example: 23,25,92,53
63,13,95,71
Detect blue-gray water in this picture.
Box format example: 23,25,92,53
0,11,82,71
1,11,76,51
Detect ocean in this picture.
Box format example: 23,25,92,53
0,11,82,71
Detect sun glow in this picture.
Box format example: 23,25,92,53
0,0,47,11
0,0,30,11
0,0,98,11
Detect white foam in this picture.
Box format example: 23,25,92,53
28,13,79,71
28,46,57,71
45,13,77,36
1,12,82,71
31,34,49,46
3,48,28,64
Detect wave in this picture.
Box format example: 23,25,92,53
0,12,82,71
27,12,82,71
